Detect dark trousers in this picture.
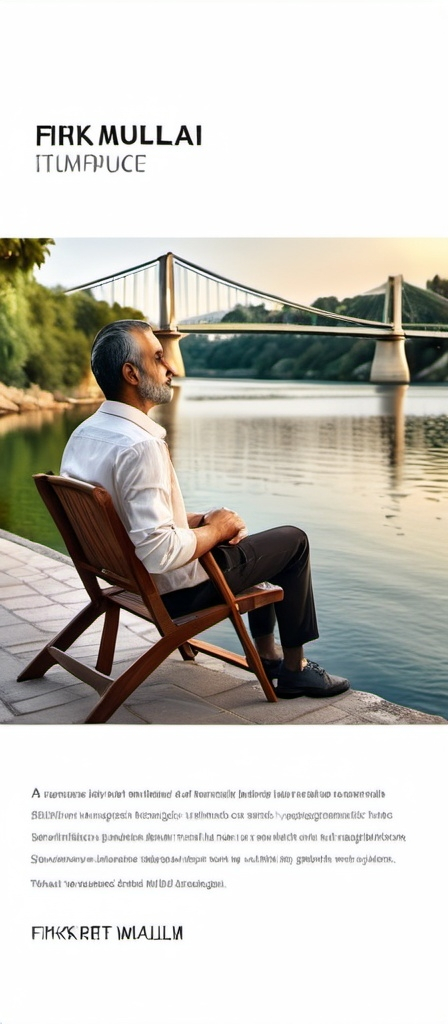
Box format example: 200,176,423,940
162,526,319,649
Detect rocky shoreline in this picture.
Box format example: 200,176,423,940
0,382,66,414
0,381,101,415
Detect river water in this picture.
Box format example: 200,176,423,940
1,380,447,720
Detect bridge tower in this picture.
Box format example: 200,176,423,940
370,275,410,383
153,252,186,377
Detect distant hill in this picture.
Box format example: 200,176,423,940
180,280,448,382
329,281,448,328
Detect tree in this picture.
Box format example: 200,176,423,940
0,239,54,280
427,275,448,299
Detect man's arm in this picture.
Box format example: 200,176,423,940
187,512,205,529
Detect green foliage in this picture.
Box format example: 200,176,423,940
22,283,91,390
427,275,448,299
0,239,54,281
0,241,144,391
220,301,314,327
312,296,339,313
220,303,261,323
0,282,30,384
20,286,144,391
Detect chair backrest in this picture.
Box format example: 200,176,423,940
33,474,175,630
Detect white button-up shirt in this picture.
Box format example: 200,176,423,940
60,400,208,594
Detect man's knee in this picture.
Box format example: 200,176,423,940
277,525,309,555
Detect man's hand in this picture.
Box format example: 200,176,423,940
189,506,248,560
203,507,247,543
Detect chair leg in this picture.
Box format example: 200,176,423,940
228,608,278,702
16,601,105,682
96,604,120,675
178,643,197,661
84,609,227,723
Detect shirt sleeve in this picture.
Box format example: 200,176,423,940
112,439,197,574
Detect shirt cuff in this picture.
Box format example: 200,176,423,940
136,526,198,574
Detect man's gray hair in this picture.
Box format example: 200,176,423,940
91,320,151,400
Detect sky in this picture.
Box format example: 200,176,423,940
35,238,448,308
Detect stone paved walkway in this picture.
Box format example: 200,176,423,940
0,530,445,726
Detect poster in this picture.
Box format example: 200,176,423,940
0,3,447,1023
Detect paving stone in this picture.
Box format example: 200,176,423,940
0,554,25,571
45,566,79,581
0,571,26,586
110,635,151,652
7,640,52,655
328,715,361,725
56,605,90,620
4,567,48,581
0,622,47,645
125,689,246,725
70,624,106,641
2,597,54,613
107,706,148,724
22,552,66,569
28,579,77,596
0,649,23,677
0,584,41,599
204,679,353,723
10,681,94,713
0,702,15,723
122,618,158,636
58,644,107,661
3,659,92,700
6,696,99,724
288,705,353,724
119,609,143,627
0,607,25,627
160,659,251,698
33,617,79,634
2,673,80,701
56,589,89,604
340,690,446,725
354,704,443,725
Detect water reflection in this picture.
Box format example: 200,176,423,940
375,384,407,486
0,408,59,436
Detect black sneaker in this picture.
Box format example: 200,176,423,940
260,657,283,682
276,661,350,699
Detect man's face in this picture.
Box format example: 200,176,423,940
131,329,175,406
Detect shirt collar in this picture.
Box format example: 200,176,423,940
99,400,166,439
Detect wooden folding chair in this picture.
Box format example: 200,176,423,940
17,474,283,722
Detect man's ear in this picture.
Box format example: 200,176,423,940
121,361,140,386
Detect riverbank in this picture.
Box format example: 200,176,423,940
0,382,66,414
0,530,445,726
0,378,102,415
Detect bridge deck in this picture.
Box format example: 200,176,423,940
177,322,448,338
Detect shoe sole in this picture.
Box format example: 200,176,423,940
276,681,350,700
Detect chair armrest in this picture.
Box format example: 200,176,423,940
199,550,237,608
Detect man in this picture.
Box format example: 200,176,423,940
61,320,350,700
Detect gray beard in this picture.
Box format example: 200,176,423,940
137,380,173,405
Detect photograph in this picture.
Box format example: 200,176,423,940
0,237,447,726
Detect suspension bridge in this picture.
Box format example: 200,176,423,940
66,252,448,383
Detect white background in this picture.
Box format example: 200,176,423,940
2,2,448,236
1,3,447,1023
